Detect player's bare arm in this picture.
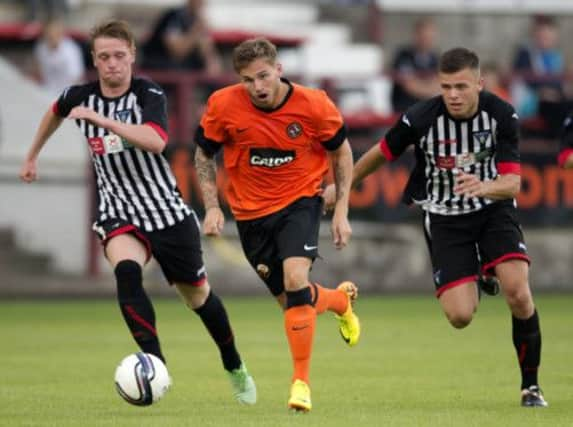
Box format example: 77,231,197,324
327,139,353,249
20,108,64,183
352,143,387,189
454,171,521,199
195,145,224,236
67,106,166,154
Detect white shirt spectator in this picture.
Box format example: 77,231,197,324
34,35,85,96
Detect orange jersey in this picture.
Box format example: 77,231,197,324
196,80,346,220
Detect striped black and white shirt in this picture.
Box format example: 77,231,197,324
53,77,191,231
380,91,521,215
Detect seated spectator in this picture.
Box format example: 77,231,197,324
481,62,511,104
141,0,222,75
33,19,85,95
390,17,440,112
511,15,564,120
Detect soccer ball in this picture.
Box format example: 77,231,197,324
114,352,171,406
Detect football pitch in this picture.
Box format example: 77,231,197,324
1,295,571,427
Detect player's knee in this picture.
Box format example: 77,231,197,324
283,270,307,291
115,260,143,296
176,281,210,309
446,311,473,329
504,284,532,311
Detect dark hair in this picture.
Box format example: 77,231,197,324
232,37,277,73
439,47,479,74
89,20,136,51
533,14,557,27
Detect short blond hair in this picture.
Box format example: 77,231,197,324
90,20,136,51
232,38,277,73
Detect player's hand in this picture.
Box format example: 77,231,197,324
321,184,336,214
203,207,225,236
20,158,38,183
68,106,103,126
331,209,352,250
454,171,486,197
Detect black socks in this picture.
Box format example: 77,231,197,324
194,291,242,372
512,310,541,390
115,260,165,363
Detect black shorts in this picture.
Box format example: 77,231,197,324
93,213,206,286
423,200,530,297
236,196,322,296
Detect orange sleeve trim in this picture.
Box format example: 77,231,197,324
378,138,396,161
497,162,520,175
144,121,168,143
557,148,573,167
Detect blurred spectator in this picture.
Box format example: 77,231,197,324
24,0,69,22
563,64,573,100
511,15,564,119
141,0,222,74
481,62,511,104
557,109,573,168
33,19,85,96
390,17,440,112
513,15,563,84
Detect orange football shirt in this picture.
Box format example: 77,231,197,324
198,81,345,220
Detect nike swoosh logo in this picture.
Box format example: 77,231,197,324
303,244,318,251
237,128,248,133
339,330,350,343
292,325,309,331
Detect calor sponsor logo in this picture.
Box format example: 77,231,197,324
249,148,295,168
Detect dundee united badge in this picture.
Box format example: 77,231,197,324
286,122,303,139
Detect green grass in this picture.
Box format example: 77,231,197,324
1,295,572,426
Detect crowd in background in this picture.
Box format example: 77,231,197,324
19,0,573,140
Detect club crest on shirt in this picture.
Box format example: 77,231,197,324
286,122,303,139
473,130,491,146
115,109,133,123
